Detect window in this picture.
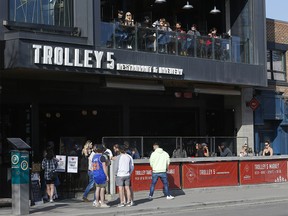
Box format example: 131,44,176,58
267,50,286,81
9,0,73,27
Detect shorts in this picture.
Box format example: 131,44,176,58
45,179,55,184
96,182,107,188
116,176,131,187
94,176,106,185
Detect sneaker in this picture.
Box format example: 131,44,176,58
93,201,100,207
49,199,54,203
166,195,175,200
117,203,125,207
126,201,134,207
100,203,110,208
82,197,89,202
148,196,153,200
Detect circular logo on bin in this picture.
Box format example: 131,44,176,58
21,160,29,171
11,155,19,165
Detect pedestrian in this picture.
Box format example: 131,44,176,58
112,144,120,160
218,142,232,157
103,143,113,160
114,145,134,207
148,142,174,200
41,148,58,203
81,140,95,202
92,144,110,208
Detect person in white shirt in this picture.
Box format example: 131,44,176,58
114,145,134,207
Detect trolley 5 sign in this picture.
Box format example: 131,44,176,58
32,44,183,76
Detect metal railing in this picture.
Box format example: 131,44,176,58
101,22,249,64
102,136,249,158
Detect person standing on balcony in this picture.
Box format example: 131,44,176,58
123,12,135,49
175,22,186,55
187,24,201,56
148,142,174,200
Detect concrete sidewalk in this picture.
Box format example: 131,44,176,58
1,183,288,216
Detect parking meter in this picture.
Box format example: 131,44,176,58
8,138,31,216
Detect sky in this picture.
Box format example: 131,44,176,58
266,0,288,22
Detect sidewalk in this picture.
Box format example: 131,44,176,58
1,183,288,216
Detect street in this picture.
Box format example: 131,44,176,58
159,200,288,216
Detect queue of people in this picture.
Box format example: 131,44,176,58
41,138,273,208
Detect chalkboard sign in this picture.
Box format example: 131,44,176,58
31,173,43,205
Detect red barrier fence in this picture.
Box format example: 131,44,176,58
129,158,288,192
182,162,238,188
131,163,181,192
239,160,288,184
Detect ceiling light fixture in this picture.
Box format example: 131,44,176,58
155,0,166,3
210,6,221,14
210,0,221,14
182,1,193,9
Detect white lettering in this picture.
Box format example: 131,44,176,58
33,44,42,64
54,47,63,65
84,50,93,68
32,44,183,76
43,46,53,64
74,49,83,67
64,48,73,66
94,51,104,68
106,52,115,69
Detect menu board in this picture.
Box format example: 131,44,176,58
30,173,43,205
67,156,78,173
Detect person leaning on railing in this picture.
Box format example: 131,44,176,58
218,142,232,157
262,141,273,156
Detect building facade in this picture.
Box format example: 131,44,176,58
0,0,266,197
254,19,288,155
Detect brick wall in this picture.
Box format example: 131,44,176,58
267,19,288,44
266,19,288,83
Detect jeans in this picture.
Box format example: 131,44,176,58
83,170,95,199
149,172,170,197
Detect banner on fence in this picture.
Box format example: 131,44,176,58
239,160,287,184
182,162,238,188
131,163,180,191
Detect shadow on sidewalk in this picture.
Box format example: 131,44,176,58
30,204,68,214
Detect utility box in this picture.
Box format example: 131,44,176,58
8,138,31,216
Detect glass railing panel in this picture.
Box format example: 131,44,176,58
231,36,241,63
114,25,136,50
176,32,187,56
100,22,115,48
217,38,231,61
156,30,176,55
185,34,198,57
195,36,212,59
137,27,157,53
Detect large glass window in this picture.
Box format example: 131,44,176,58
267,50,286,81
9,0,73,27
